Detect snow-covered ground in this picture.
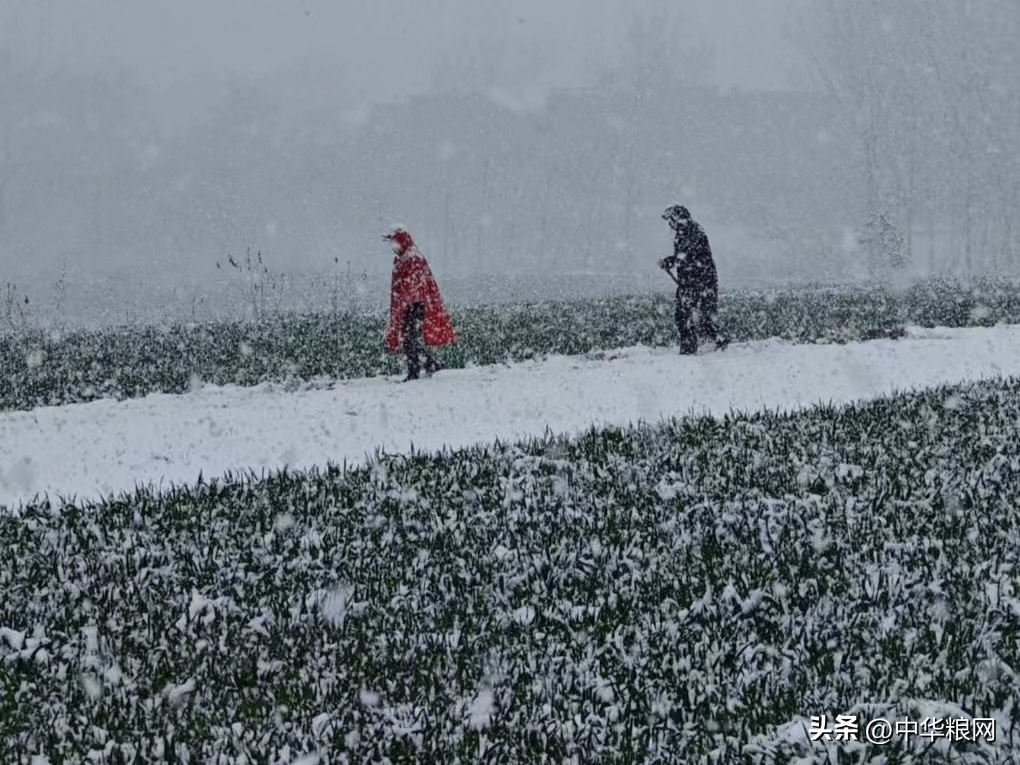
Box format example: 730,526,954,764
2,324,1020,510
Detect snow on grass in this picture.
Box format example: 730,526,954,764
3,375,1020,762
4,324,1020,510
1,275,1013,414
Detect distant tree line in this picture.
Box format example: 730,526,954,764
796,0,1020,278
1,0,1018,295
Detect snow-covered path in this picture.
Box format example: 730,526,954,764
3,325,1019,510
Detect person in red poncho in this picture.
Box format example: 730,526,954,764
383,224,457,381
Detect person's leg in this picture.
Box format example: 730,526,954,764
698,296,718,339
402,303,424,379
691,285,722,347
412,304,441,375
675,291,698,355
422,313,440,374
423,347,440,375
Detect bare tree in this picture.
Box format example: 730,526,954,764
793,0,1020,278
592,0,714,95
793,0,912,279
0,48,18,239
585,1,715,262
429,30,556,99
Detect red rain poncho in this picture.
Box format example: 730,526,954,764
383,227,457,352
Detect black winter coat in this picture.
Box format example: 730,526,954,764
662,220,718,298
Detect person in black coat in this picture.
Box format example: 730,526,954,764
657,204,728,355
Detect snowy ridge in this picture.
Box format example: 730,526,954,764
3,371,1020,762
3,323,1020,510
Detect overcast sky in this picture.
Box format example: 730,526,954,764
1,0,802,121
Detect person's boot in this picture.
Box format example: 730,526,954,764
678,329,698,355
423,353,441,376
403,352,420,382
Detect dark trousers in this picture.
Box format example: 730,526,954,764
403,302,438,379
675,287,724,355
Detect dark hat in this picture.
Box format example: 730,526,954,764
662,204,691,225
